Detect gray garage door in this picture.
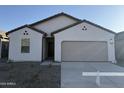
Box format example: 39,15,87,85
61,41,108,62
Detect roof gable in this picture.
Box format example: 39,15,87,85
6,25,47,36
82,20,116,34
51,19,116,35
29,12,82,26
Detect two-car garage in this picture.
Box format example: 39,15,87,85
52,20,116,63
61,41,108,62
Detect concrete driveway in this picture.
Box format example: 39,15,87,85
61,62,124,88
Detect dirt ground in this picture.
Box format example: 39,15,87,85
0,62,60,88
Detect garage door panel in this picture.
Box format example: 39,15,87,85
61,41,108,62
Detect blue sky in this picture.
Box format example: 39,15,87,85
0,5,124,32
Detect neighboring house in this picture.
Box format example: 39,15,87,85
115,31,124,62
6,12,116,63
0,31,9,59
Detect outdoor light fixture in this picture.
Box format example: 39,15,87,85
110,39,113,44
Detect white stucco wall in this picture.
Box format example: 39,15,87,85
33,15,78,36
54,22,116,63
8,27,43,62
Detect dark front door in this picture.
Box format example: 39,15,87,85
48,42,54,58
47,38,54,59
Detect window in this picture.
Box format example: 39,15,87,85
21,38,30,53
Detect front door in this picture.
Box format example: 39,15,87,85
48,42,54,58
46,38,54,59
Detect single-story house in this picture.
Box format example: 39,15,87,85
115,31,124,62
6,12,116,63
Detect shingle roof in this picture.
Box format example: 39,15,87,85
6,13,116,36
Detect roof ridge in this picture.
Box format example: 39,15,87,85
29,12,82,26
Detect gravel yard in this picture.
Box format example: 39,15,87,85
0,62,60,88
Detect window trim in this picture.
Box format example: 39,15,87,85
21,38,30,53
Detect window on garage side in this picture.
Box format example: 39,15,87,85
21,38,30,53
